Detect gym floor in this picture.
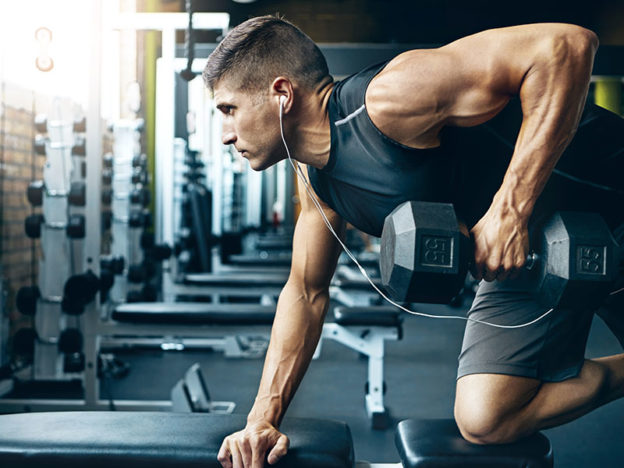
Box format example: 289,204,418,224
104,300,624,466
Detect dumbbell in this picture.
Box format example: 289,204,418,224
101,256,125,275
72,136,86,156
34,114,48,133
25,214,44,238
102,169,113,185
102,210,113,232
380,201,620,310
102,188,113,206
58,328,83,354
73,116,86,133
69,181,86,206
66,214,85,238
147,243,173,261
132,154,147,169
27,180,44,206
34,135,47,155
132,170,148,185
103,152,113,169
130,187,151,207
16,285,40,316
62,271,100,315
129,210,152,229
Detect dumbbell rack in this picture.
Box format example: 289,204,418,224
30,114,87,380
108,119,149,304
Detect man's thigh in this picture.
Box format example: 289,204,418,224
457,279,595,382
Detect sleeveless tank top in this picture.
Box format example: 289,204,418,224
307,61,624,237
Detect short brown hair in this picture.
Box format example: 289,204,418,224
203,15,330,93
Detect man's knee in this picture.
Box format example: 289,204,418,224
454,373,540,445
454,398,513,445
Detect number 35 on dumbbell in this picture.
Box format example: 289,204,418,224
380,201,621,310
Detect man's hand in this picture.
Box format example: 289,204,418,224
217,420,289,468
470,204,530,282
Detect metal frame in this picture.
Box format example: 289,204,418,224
317,323,399,428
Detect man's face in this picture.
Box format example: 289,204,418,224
213,81,286,171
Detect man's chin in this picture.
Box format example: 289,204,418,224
249,157,279,172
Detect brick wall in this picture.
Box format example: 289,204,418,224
1,85,43,329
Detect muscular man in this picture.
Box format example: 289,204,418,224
202,15,624,468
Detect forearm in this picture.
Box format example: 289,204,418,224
493,27,598,220
247,281,330,427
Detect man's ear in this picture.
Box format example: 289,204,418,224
270,77,293,112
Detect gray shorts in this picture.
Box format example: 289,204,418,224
458,226,624,382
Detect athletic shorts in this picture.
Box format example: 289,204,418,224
457,224,624,383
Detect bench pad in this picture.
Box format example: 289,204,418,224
112,302,276,324
333,306,401,327
0,412,354,468
184,272,287,287
395,419,553,468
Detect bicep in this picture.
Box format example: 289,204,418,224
288,166,344,293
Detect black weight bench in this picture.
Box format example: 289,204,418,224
112,302,276,325
110,302,401,427
320,306,402,429
0,413,553,467
0,412,354,468
395,419,553,467
170,272,288,302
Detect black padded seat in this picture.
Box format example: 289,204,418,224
112,302,276,324
333,306,401,327
395,419,553,468
183,272,287,286
0,412,355,468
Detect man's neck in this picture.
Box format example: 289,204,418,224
285,80,334,169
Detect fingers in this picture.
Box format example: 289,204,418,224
219,428,288,468
217,439,233,468
267,435,289,465
230,441,244,468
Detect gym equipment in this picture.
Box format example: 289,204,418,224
66,214,86,238
395,419,552,467
16,286,40,316
130,187,151,207
24,214,44,239
170,363,235,414
110,302,400,427
58,328,83,354
26,180,44,206
68,181,86,206
61,271,100,315
380,201,619,309
0,412,553,467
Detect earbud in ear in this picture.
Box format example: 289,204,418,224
280,96,286,108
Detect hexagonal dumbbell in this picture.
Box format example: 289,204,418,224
380,202,471,304
380,201,619,310
27,180,44,206
25,214,45,239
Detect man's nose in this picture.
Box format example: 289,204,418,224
222,124,236,145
